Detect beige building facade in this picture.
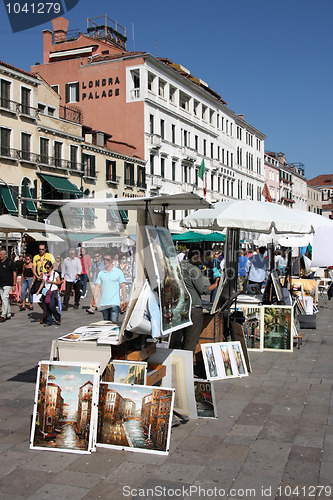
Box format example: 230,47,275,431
0,60,145,232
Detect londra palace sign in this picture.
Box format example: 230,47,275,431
82,77,120,100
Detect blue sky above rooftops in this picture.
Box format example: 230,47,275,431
1,0,332,180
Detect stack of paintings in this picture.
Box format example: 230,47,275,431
201,341,248,381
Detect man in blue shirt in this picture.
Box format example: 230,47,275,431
93,250,127,322
238,249,248,292
245,246,269,293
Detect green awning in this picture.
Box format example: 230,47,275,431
1,187,18,215
119,209,129,224
40,174,82,195
85,208,97,219
172,231,226,243
107,209,120,222
25,188,38,215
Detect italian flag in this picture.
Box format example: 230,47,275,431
198,159,207,197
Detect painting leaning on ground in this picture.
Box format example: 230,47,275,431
30,361,99,453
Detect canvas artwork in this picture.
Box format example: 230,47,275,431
97,382,175,455
263,305,293,351
201,341,248,381
145,226,192,335
236,306,263,350
30,361,100,454
194,380,217,418
102,360,147,385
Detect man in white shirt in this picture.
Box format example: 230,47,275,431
61,248,82,311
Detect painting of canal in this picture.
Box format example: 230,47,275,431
97,382,175,455
263,305,293,351
145,226,192,336
30,361,100,453
102,360,147,385
194,380,217,418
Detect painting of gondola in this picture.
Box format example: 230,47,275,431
30,361,100,454
97,383,175,455
194,380,217,418
102,360,147,385
263,305,293,351
201,342,248,380
145,226,192,335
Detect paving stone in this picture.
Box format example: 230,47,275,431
20,450,79,473
140,478,193,500
82,482,129,500
0,468,52,496
150,462,203,484
104,461,153,486
270,404,304,418
177,435,224,454
67,449,126,474
228,424,262,438
26,482,89,500
194,465,236,490
258,415,299,443
282,459,320,485
166,449,212,466
52,469,107,489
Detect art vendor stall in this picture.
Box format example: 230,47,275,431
30,193,250,457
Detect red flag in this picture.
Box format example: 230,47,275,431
203,174,207,197
262,183,272,202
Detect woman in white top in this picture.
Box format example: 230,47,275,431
37,261,61,327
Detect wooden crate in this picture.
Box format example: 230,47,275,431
195,312,224,354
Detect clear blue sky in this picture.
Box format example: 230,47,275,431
1,0,332,180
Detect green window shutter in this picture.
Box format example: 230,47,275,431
65,84,70,103
91,156,96,177
130,163,134,185
75,82,79,102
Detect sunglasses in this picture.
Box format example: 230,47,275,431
104,258,111,262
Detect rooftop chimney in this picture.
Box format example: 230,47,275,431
52,17,69,43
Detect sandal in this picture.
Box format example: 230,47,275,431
28,305,33,310
20,306,26,311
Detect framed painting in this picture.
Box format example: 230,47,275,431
30,361,100,454
201,341,248,381
97,383,175,455
102,360,147,385
262,305,294,352
148,347,197,418
194,380,217,418
235,305,263,351
145,226,192,335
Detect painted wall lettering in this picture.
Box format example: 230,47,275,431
81,76,121,100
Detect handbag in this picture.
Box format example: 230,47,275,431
31,281,40,295
45,290,53,304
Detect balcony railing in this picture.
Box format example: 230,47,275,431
106,175,120,185
130,88,140,99
150,134,162,149
182,147,197,161
17,150,39,163
67,160,84,172
136,180,147,189
0,147,19,160
0,98,19,113
59,105,82,124
18,103,38,119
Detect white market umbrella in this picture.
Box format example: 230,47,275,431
0,214,66,251
181,200,314,235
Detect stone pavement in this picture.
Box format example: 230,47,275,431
0,297,332,500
